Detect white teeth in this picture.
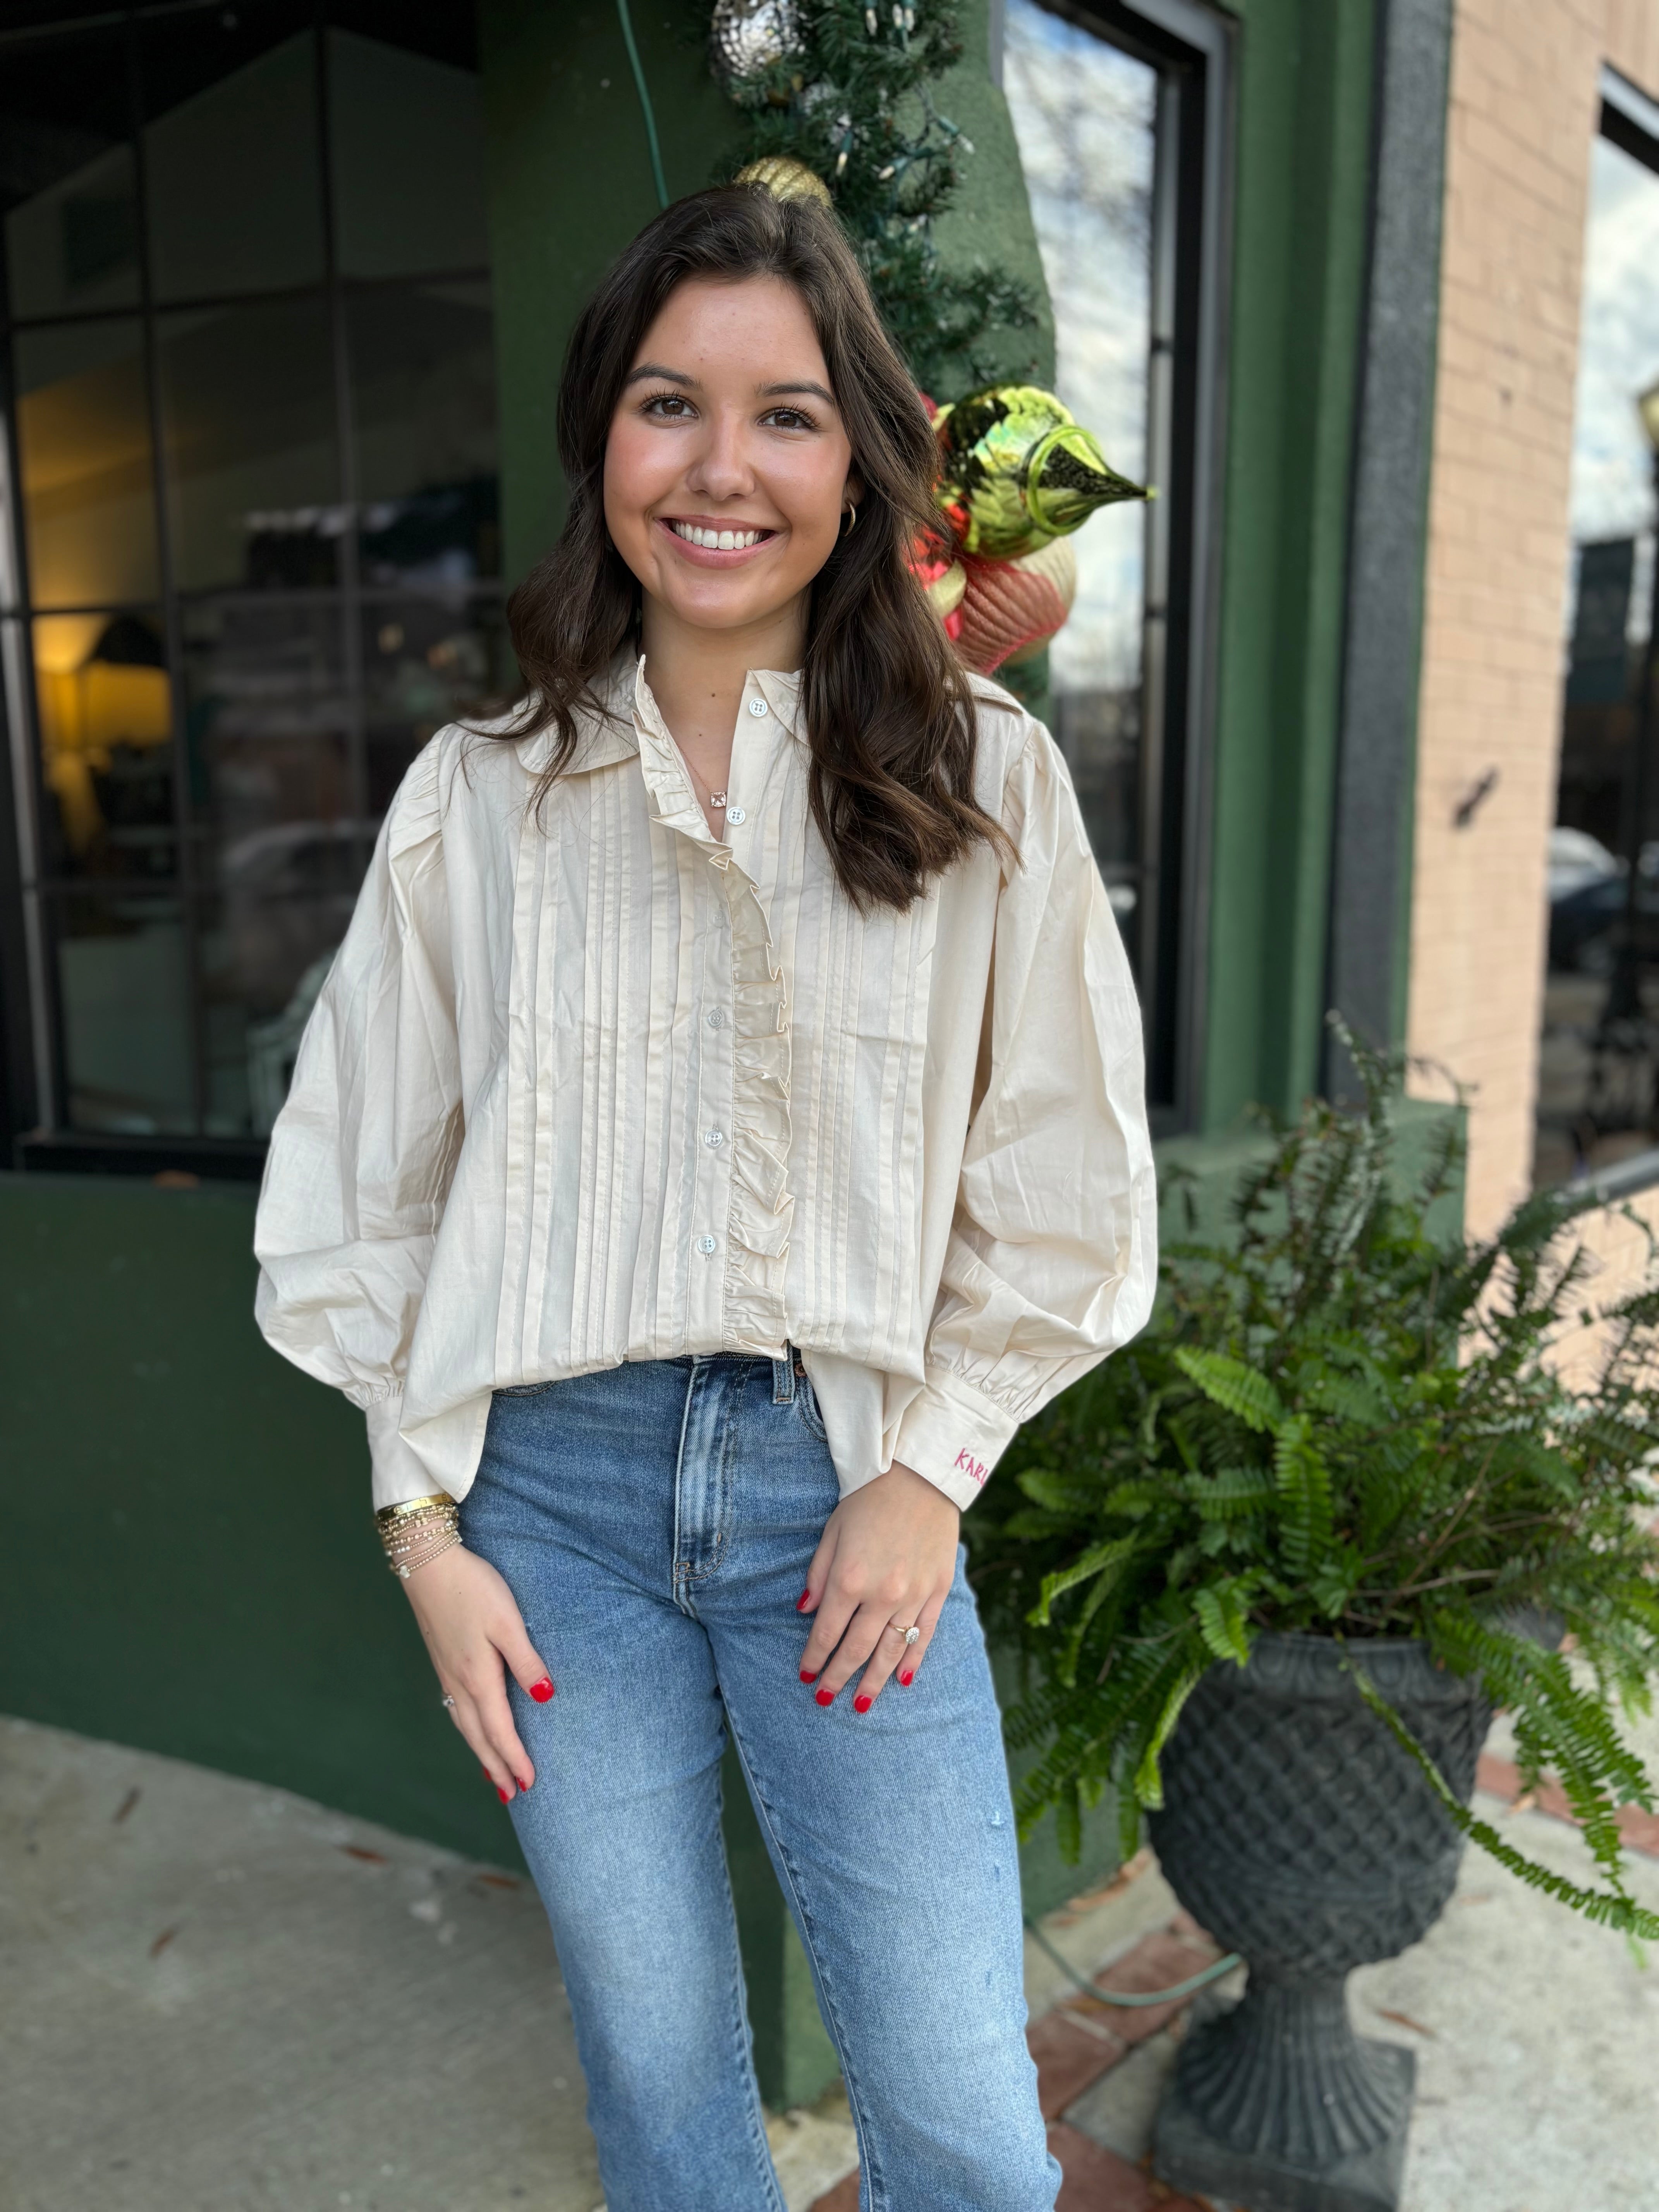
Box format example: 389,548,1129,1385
670,522,766,549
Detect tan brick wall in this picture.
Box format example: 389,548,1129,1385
1406,0,1659,1236
1549,1184,1659,1390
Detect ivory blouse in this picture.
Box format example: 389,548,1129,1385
252,656,1156,1513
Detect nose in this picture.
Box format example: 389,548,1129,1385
685,405,757,503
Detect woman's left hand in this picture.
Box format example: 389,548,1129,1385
797,1461,960,1710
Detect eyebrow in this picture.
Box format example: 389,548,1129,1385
758,379,837,406
624,362,695,388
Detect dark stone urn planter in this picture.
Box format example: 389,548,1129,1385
1147,1633,1490,2212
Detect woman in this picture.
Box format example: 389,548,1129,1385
255,184,1155,2212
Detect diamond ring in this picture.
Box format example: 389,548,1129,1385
440,1694,457,1710
899,1625,921,1647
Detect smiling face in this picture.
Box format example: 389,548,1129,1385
603,274,859,646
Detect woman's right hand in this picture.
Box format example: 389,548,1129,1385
400,1546,554,1803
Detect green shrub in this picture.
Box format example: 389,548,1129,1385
967,1032,1659,1939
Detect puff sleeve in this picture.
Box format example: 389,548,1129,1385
893,722,1158,1509
253,737,464,1506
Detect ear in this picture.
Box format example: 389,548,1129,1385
843,466,865,508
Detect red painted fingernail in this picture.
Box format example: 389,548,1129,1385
530,1678,555,1702
517,1776,532,1792
796,1589,812,1612
496,1786,510,1803
899,1669,914,1686
854,1693,872,1713
800,1669,817,1683
815,1687,835,1707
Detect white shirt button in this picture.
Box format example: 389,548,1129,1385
696,1235,718,1255
704,1129,725,1148
706,1010,727,1029
724,806,746,824
747,697,768,717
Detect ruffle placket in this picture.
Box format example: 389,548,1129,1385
631,662,794,1355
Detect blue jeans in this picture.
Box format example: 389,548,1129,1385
460,1353,1058,2212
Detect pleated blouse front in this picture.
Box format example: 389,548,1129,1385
252,656,1157,1511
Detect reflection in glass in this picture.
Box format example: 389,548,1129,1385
34,612,175,882
55,892,193,1134
13,321,160,608
3,31,139,321
1535,134,1659,1188
328,28,489,279
181,598,354,878
349,282,500,586
140,9,324,302
156,298,340,592
1003,0,1155,915
362,596,513,811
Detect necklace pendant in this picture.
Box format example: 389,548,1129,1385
711,791,727,810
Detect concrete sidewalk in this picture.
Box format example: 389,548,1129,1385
3,1709,1657,2212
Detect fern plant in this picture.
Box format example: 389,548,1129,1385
966,1030,1659,1939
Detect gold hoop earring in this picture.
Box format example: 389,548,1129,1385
840,499,859,538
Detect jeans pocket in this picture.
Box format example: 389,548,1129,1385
494,1380,556,1399
793,1368,828,1443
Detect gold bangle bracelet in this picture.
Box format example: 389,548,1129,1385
375,1492,457,1528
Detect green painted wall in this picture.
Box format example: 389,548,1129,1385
0,1174,516,1870
1199,0,1380,1129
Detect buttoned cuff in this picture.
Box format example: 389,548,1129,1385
364,1392,447,1511
892,1370,1020,1511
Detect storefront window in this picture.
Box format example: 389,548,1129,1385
1000,0,1223,1118
1535,84,1659,1187
0,3,509,1152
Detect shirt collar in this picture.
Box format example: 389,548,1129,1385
525,654,805,783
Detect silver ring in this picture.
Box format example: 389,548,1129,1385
440,1694,456,1710
900,1625,920,1647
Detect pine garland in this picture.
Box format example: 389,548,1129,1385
706,0,1039,394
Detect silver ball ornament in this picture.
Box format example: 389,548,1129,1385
709,0,802,91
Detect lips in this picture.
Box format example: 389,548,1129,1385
659,511,783,557
665,519,775,551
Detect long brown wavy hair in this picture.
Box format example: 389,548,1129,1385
497,184,1008,910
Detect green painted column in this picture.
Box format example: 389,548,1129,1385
1199,0,1380,1129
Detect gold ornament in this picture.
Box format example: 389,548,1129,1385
931,385,1148,561
735,155,834,209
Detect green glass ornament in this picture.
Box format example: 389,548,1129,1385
932,385,1148,560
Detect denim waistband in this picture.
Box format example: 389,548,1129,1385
657,1347,802,1403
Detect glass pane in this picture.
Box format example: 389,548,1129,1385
350,280,500,586
54,891,194,1134
327,27,489,279
34,611,175,883
140,5,324,302
156,297,340,592
1003,0,1156,908
13,321,160,608
3,30,140,320
180,597,356,884
200,876,356,1137
1535,134,1659,1188
362,595,512,811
